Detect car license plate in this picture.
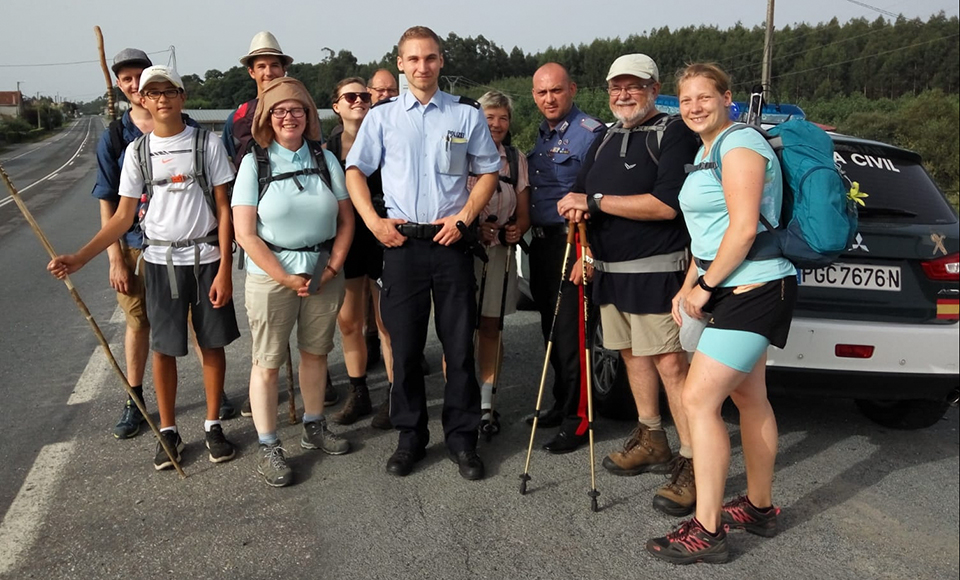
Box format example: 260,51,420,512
798,263,901,291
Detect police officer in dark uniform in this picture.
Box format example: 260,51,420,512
345,26,500,480
527,63,606,453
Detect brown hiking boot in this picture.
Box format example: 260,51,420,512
653,455,696,517
330,383,372,425
370,401,392,430
601,424,673,476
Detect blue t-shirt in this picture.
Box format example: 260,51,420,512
679,124,795,287
232,140,348,277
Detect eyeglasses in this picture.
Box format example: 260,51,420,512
270,107,306,119
142,88,183,100
338,92,372,105
607,83,655,97
368,86,399,97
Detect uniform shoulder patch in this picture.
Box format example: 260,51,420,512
371,96,397,109
580,116,604,132
457,96,481,109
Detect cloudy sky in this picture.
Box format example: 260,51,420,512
1,0,956,102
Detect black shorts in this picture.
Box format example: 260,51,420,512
144,260,241,357
705,275,797,348
343,210,384,280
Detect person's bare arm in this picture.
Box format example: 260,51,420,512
99,199,132,294
208,183,234,308
48,197,138,278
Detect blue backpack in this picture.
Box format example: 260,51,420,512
700,120,859,269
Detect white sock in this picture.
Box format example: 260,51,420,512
204,420,221,432
160,426,177,433
639,415,663,431
480,383,493,410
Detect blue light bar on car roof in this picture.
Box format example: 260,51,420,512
654,95,805,123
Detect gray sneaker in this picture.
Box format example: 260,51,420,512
257,444,293,487
301,419,350,455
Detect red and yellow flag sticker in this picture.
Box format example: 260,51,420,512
937,299,959,320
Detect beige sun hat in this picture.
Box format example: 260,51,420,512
239,31,293,68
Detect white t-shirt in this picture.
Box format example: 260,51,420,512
119,126,235,265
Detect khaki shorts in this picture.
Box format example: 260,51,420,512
474,244,518,318
115,247,149,330
600,304,682,356
245,272,345,368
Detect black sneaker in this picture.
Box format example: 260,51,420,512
154,430,184,471
721,495,780,537
219,392,238,420
113,399,145,439
646,518,729,565
240,397,253,417
205,424,236,463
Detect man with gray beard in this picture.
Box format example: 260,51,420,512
557,54,700,516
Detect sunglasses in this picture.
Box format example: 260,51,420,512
338,91,372,105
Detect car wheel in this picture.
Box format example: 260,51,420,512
854,398,950,430
591,324,636,420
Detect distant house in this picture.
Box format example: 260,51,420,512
0,91,23,118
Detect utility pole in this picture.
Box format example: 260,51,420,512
761,0,775,94
16,81,24,118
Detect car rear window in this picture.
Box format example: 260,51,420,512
833,141,957,224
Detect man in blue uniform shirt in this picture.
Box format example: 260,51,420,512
345,26,500,480
527,63,606,453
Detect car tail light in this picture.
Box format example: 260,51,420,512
835,344,875,358
921,253,959,281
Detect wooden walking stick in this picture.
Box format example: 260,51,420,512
578,222,600,512
0,163,186,478
93,26,116,121
286,344,297,424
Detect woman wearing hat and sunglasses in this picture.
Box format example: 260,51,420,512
325,77,395,429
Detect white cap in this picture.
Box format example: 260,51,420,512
138,65,183,92
240,31,293,68
606,54,659,83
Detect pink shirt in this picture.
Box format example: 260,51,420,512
468,143,529,245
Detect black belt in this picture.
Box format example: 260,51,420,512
396,223,443,240
263,239,334,253
531,224,570,239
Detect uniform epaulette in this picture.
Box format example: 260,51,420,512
580,116,605,132
371,96,398,109
457,96,481,109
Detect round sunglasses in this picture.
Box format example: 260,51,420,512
338,91,372,105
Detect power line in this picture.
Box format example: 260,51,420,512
724,27,883,75
0,49,170,69
844,0,899,18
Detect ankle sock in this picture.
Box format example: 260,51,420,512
349,375,367,388
639,415,663,431
480,382,493,410
303,413,323,424
694,518,722,537
160,426,177,434
679,445,693,459
258,432,279,446
747,496,774,513
204,420,221,432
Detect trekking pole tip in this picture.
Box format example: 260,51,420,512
588,489,600,512
519,473,531,495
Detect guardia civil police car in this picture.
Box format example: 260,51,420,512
519,99,959,430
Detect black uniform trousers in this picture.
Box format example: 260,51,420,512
529,233,594,435
380,239,480,453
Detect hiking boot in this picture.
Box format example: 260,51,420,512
257,443,293,488
113,399,145,439
721,495,780,537
204,424,236,463
646,518,729,565
653,456,696,517
240,397,253,417
219,392,238,420
371,401,393,430
153,430,184,471
325,372,340,406
601,424,673,476
331,383,372,425
301,419,350,455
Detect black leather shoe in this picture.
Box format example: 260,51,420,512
543,430,588,454
386,447,425,477
525,409,563,428
449,450,485,481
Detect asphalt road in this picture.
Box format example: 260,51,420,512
0,121,957,580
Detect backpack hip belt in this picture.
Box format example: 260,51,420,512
590,249,688,274
140,230,220,301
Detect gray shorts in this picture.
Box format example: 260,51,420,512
144,260,240,357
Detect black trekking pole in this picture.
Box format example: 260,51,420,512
474,215,498,334
520,221,577,495
481,217,517,441
578,222,600,512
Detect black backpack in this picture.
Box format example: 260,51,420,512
594,113,682,165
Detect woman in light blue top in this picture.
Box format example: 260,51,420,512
646,64,796,564
232,77,354,487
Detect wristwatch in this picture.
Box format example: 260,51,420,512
587,193,604,215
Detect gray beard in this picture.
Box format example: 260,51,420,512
613,100,655,126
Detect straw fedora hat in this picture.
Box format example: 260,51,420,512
239,31,293,68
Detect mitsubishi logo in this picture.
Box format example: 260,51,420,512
850,233,869,252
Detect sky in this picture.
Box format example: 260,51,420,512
1,0,956,103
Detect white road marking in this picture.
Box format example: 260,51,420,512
0,441,76,576
0,118,93,209
67,306,125,406
0,120,79,163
